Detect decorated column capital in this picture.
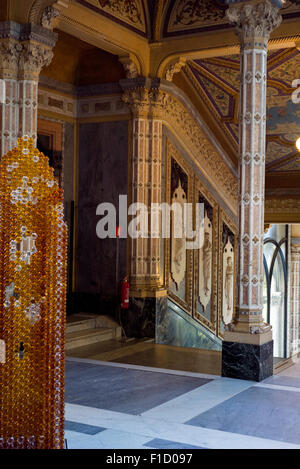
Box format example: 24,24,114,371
0,22,57,80
0,39,23,79
18,41,54,80
226,0,282,47
120,78,168,119
0,22,57,154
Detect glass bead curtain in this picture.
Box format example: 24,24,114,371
0,137,67,449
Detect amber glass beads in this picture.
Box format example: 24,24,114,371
0,137,67,449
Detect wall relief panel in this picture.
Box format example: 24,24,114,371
218,210,237,338
165,141,193,314
194,179,218,333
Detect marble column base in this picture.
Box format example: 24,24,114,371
222,340,273,382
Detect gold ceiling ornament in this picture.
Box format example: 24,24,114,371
0,137,67,449
98,0,143,26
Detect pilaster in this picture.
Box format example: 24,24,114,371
121,78,166,298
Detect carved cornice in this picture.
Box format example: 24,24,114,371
121,78,238,212
226,0,282,46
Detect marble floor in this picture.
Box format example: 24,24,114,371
65,356,300,449
67,340,222,375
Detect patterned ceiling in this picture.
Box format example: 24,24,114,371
74,1,300,39
185,49,300,173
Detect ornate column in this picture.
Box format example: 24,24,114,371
0,22,57,156
0,34,20,155
290,243,300,357
222,1,282,381
120,78,167,338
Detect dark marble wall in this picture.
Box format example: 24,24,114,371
64,122,75,208
121,297,167,339
76,121,128,314
222,341,274,382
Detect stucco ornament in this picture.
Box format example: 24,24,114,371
41,6,60,29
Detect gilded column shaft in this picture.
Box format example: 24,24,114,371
226,1,282,333
123,84,165,295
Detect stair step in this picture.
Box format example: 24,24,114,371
66,314,121,337
66,327,116,351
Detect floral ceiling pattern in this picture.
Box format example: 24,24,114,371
185,48,300,173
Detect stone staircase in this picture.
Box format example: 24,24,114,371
66,313,122,351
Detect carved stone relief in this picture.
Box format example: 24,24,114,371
198,207,212,310
222,223,235,326
171,179,187,290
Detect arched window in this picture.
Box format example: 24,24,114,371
263,225,288,359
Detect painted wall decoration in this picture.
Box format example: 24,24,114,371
164,0,227,37
194,182,218,333
171,179,187,289
170,157,188,300
218,212,236,337
223,236,234,324
0,137,67,449
166,141,193,313
165,140,237,339
198,197,213,310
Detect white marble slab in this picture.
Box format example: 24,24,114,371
65,403,300,449
141,377,254,423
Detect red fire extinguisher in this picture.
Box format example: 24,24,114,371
121,276,130,309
